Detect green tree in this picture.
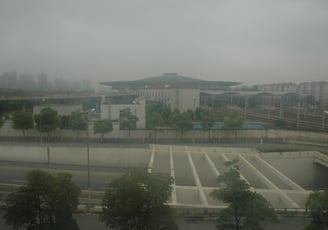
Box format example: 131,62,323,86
34,107,61,142
170,110,193,139
100,170,177,230
146,111,165,142
195,107,216,138
3,170,80,230
0,116,4,129
93,119,113,142
223,110,244,140
69,111,87,140
223,110,244,130
12,111,34,137
161,107,172,125
0,101,25,114
146,101,171,125
119,108,138,135
146,101,163,115
210,161,276,230
305,189,328,229
186,109,194,121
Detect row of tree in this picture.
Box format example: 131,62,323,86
2,165,327,229
1,169,176,230
146,101,244,139
1,103,244,142
0,107,140,141
3,170,80,230
0,108,96,140
8,108,88,141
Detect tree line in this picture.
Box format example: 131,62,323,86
0,107,138,142
2,163,326,229
0,101,246,143
146,101,244,140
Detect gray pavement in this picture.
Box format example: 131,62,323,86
0,211,311,230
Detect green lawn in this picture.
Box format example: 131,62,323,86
256,144,328,155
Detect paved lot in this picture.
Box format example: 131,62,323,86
0,211,311,230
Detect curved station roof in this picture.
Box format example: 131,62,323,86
101,73,240,90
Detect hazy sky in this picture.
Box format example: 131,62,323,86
0,0,327,85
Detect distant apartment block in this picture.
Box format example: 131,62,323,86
19,74,35,91
297,81,328,106
0,72,17,89
53,78,69,91
38,73,49,91
257,81,328,106
0,71,93,92
257,83,297,94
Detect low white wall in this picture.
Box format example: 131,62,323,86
0,145,150,167
1,119,328,143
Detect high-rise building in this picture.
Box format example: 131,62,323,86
298,81,328,106
19,74,35,91
81,80,92,91
257,81,328,106
53,78,69,91
0,72,17,89
257,83,297,94
38,73,49,91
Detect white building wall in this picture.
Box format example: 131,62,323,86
33,104,83,116
320,83,328,105
298,81,328,105
178,89,200,111
100,100,146,129
138,88,200,111
258,83,297,94
100,104,110,119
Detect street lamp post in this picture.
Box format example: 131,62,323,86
83,109,91,211
322,111,328,130
39,112,43,144
296,102,300,130
87,127,91,211
244,96,248,119
38,109,50,164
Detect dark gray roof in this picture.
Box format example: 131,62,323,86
101,73,240,90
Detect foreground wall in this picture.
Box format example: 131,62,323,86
0,120,328,144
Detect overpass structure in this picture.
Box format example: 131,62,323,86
0,144,327,211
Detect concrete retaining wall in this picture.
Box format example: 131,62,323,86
1,120,328,144
0,145,150,168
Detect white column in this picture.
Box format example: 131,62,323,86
238,154,300,209
147,145,156,173
169,146,177,204
254,155,304,191
202,150,220,177
185,147,208,206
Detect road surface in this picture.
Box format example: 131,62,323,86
0,211,311,230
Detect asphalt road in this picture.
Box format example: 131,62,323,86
0,143,315,229
0,211,311,230
0,160,132,191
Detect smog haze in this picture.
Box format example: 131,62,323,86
0,0,328,84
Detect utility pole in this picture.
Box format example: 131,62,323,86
86,121,91,211
323,111,328,130
296,102,300,130
244,96,248,119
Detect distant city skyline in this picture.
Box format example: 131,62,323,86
0,71,92,91
0,1,328,85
